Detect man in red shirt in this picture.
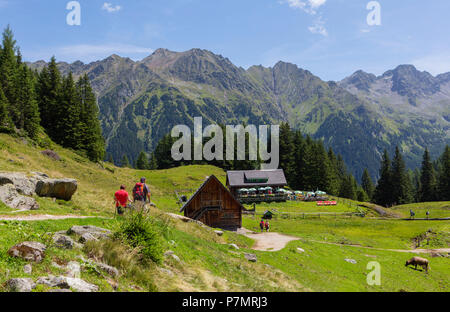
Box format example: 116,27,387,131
114,185,132,216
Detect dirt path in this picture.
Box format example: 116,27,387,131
0,214,102,221
238,228,450,254
239,228,300,252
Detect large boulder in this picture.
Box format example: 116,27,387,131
6,278,36,292
35,178,77,201
0,172,37,196
52,234,75,249
67,225,111,240
8,241,46,262
0,184,39,211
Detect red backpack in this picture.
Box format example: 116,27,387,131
133,183,145,201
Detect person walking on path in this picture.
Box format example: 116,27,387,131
114,185,132,216
259,219,265,232
133,177,152,212
410,209,416,220
265,220,270,232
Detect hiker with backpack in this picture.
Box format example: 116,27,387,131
259,219,265,232
265,220,270,232
114,185,132,216
132,177,151,212
410,209,416,220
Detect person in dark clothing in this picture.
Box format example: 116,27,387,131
259,219,265,232
132,177,151,212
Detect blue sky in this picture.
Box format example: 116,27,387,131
0,0,449,81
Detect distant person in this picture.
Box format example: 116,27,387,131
426,211,430,220
410,209,415,220
114,185,132,216
133,177,152,212
265,221,270,232
259,219,265,232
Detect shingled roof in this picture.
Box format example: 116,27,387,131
180,175,243,213
226,169,287,188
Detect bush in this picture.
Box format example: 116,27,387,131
114,212,165,264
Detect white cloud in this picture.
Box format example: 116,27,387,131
102,2,122,13
285,0,326,15
411,53,450,76
308,17,328,36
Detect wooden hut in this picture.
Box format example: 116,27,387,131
180,175,243,230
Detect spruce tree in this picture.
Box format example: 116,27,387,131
361,168,374,201
438,145,450,201
278,122,295,185
136,151,149,170
0,87,12,131
339,174,357,200
16,65,40,139
59,72,82,148
77,74,105,162
391,146,413,205
419,148,437,202
121,155,131,168
374,150,393,207
0,25,19,125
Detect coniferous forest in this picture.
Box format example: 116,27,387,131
0,26,104,162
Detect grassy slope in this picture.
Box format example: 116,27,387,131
0,133,449,292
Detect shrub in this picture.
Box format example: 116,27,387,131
114,212,165,264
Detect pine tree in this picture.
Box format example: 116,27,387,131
76,74,105,162
36,56,61,137
278,122,295,185
357,187,369,202
0,87,12,131
136,151,149,170
148,152,158,170
361,168,374,201
0,25,19,125
438,145,450,201
419,148,437,202
339,174,357,200
391,146,413,205
59,72,82,148
121,155,131,168
16,65,40,139
107,154,114,164
374,150,393,207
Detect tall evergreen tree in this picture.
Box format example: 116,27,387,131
438,145,450,201
59,72,82,148
121,155,131,168
374,150,393,207
391,146,413,205
279,122,295,185
361,168,375,200
16,65,40,139
76,74,105,162
419,148,437,202
0,25,18,125
339,174,357,200
136,151,149,170
0,87,12,131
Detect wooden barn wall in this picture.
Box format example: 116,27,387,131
185,179,242,229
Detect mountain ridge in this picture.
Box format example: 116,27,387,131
26,49,450,181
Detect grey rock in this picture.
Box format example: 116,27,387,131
53,234,75,249
37,275,98,292
35,178,77,201
171,254,181,262
244,253,257,262
68,225,111,240
8,241,46,262
214,230,224,236
96,262,119,277
23,264,33,274
79,232,99,243
0,184,39,211
297,247,305,253
0,172,37,196
164,250,175,257
229,244,239,250
158,268,174,276
6,278,36,292
345,258,357,264
66,261,81,278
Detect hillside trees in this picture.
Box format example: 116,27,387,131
373,150,393,207
438,146,450,200
418,148,437,202
361,168,375,200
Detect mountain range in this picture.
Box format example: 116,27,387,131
27,49,450,181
